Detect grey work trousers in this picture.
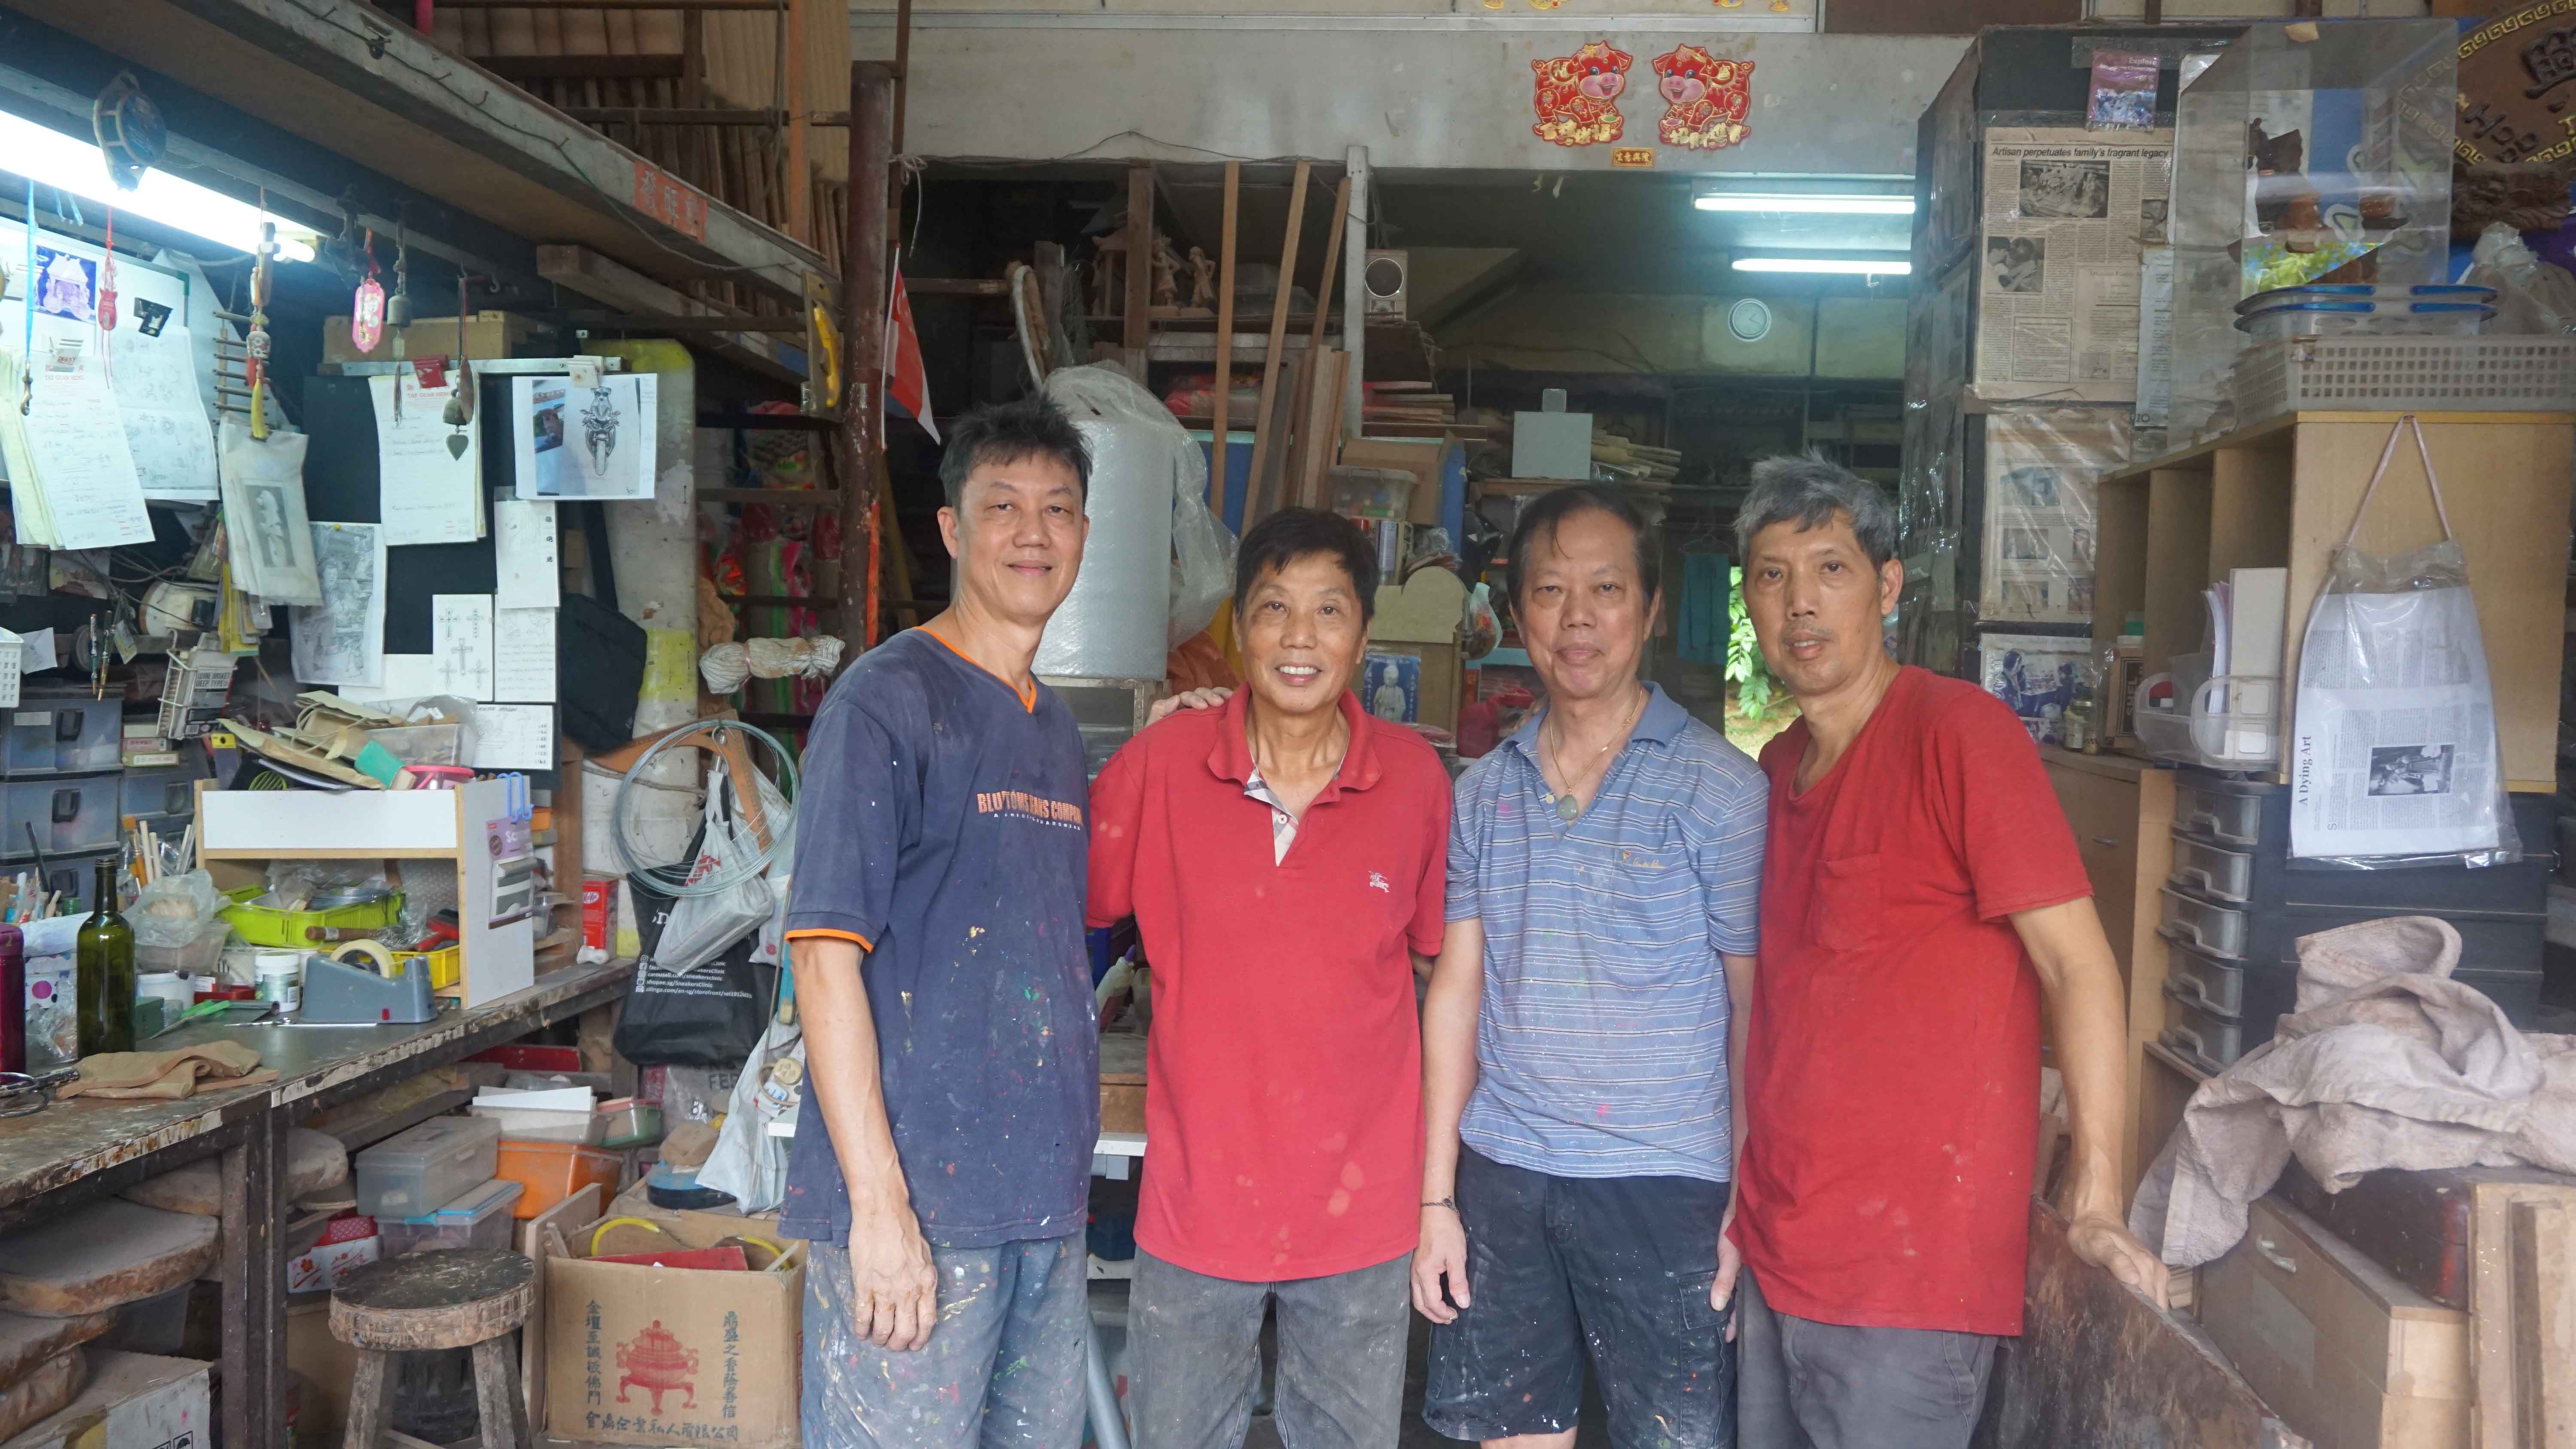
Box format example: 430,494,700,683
1734,1266,1999,1449
1128,1248,1412,1449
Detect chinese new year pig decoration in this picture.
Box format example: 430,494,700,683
1533,41,1634,148
1654,46,1753,151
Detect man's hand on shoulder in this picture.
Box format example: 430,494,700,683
1146,686,1232,727
2065,1207,2170,1311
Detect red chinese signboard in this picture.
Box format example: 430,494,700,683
629,160,710,242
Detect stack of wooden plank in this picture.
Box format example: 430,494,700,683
1363,382,1457,437
1593,433,1680,488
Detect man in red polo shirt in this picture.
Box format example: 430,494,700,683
1088,507,1450,1449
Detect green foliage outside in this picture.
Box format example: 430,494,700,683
1723,567,1798,756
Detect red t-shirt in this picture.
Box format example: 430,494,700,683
1735,667,2090,1336
1086,689,1450,1282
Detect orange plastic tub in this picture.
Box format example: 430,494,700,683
495,1139,622,1219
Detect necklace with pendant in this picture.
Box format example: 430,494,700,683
1545,690,1644,823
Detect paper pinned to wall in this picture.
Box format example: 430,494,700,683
289,522,387,686
494,607,557,702
472,703,556,769
21,319,154,549
17,629,53,675
0,627,24,709
108,324,219,503
493,500,559,609
512,373,657,500
431,594,495,702
337,653,440,704
219,418,322,604
371,373,485,546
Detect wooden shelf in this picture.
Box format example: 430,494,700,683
2105,409,2575,486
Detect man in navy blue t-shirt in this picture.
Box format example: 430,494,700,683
781,394,1098,1447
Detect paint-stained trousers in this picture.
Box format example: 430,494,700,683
802,1232,1089,1449
1129,1249,1412,1449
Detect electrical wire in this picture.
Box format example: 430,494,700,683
611,719,801,897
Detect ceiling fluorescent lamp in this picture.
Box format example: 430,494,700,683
0,110,319,263
1733,256,1912,276
1695,193,1915,215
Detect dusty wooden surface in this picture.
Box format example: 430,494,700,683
0,1349,84,1439
0,959,632,1211
331,1251,534,1352
0,1309,110,1389
1975,1198,2306,1449
0,1200,219,1317
122,1127,349,1216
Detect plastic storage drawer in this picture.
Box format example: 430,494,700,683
2160,886,2251,958
2164,940,2246,1016
1,696,122,777
1,776,121,859
2169,836,2256,904
25,847,120,912
2175,768,2554,914
355,1116,504,1219
377,1178,524,1255
120,765,202,823
2161,986,2247,1076
2174,779,2270,850
494,1139,621,1219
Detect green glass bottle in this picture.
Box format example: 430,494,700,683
76,859,135,1058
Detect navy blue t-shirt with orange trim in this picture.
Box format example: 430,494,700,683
778,627,1098,1249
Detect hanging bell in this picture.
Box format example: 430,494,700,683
386,291,413,329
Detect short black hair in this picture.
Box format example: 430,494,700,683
1232,507,1379,626
1505,483,1661,606
937,395,1092,508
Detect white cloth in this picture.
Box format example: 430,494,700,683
2130,915,2576,1267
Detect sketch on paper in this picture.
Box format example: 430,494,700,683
218,419,321,603
431,594,496,702
513,374,656,500
289,523,386,686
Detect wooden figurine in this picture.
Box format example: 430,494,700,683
1187,246,1217,312
1151,233,1186,310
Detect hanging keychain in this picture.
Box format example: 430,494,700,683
441,274,475,458
247,212,274,440
388,219,413,421
96,207,117,335
349,229,385,357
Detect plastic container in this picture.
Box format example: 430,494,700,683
354,1115,504,1219
2169,835,2256,904
0,776,122,859
2159,885,2251,959
470,1096,604,1146
2164,938,2247,1016
2161,985,2247,1076
595,1097,664,1149
2235,300,2493,340
134,970,192,1022
393,945,462,993
494,1139,621,1220
1327,467,1416,521
367,722,478,768
2236,282,2496,312
221,887,406,949
2174,780,2266,849
119,765,202,823
0,695,122,776
2229,336,2576,431
377,1178,525,1255
136,921,230,978
256,956,301,1012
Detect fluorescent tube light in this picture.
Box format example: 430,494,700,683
1732,256,1912,276
0,111,319,264
1695,194,1915,215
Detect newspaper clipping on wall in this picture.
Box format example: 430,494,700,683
1979,632,2095,749
1975,127,2172,403
1980,408,2128,627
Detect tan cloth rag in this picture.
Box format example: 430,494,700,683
2130,915,2576,1267
59,1041,277,1100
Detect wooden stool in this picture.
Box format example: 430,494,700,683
328,1250,535,1449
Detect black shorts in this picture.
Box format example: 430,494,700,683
1422,1147,1734,1447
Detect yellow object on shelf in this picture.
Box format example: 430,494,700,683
218,887,406,949
393,944,462,991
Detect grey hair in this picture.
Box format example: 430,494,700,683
1734,452,1898,570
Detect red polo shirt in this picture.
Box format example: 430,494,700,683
1087,689,1450,1282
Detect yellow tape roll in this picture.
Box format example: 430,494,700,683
328,940,395,975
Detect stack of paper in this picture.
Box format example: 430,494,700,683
0,319,156,549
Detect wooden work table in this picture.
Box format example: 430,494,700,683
0,956,634,1449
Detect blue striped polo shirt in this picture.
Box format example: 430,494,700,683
1447,683,1767,1182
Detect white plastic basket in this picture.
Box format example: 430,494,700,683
2232,336,2576,427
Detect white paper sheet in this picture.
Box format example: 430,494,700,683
17,629,53,675
0,627,24,709
108,323,218,503
370,373,485,546
492,499,559,609
22,318,154,549
336,653,443,705
512,373,657,500
219,419,322,605
431,594,495,701
494,607,556,702
471,703,556,769
289,522,386,686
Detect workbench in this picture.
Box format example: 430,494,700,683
0,956,635,1449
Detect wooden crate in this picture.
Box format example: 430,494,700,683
2199,1195,2470,1449
2092,411,2575,793
2041,749,2178,1195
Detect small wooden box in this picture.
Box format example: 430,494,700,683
2199,1195,2470,1449
1099,1030,1145,1136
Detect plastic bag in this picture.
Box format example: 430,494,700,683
131,870,224,949
612,893,777,1067
697,1001,802,1213
2461,223,2576,336
1043,363,1236,648
650,764,790,976
2289,417,2521,867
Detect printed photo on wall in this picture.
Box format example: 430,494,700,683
30,247,97,323
1363,652,1422,724
512,373,659,500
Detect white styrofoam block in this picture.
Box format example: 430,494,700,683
1511,411,1593,481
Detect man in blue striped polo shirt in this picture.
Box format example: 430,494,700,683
1413,483,1767,1449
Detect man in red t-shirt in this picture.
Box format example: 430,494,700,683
1726,456,2168,1448
1088,508,1450,1449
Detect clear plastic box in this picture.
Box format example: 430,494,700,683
121,765,203,822
355,1115,504,1219
378,1178,525,1255
1,776,122,858
2174,781,2266,849
2160,885,2252,959
2169,836,2256,904
0,696,122,777
2169,18,2458,443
